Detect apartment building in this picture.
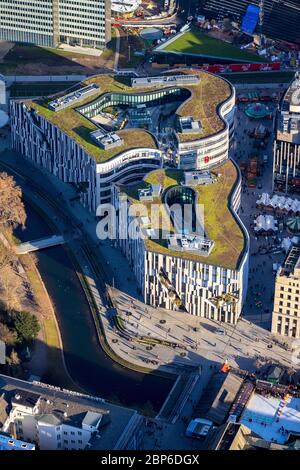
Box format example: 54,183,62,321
0,374,144,450
271,245,300,338
0,0,111,49
273,72,300,194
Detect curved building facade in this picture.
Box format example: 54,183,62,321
10,71,235,212
112,160,249,323
177,88,235,171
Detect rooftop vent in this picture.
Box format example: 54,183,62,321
90,129,124,150
179,116,202,134
48,84,99,112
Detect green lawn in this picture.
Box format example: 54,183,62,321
123,162,246,270
162,30,268,63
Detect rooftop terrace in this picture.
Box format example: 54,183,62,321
22,71,233,162
118,160,246,269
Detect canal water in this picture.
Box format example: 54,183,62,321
15,201,174,413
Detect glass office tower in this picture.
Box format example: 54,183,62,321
0,0,111,49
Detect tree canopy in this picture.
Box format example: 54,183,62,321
14,311,40,342
0,172,26,231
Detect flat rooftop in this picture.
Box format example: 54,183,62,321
279,245,300,277
241,392,300,444
0,374,138,451
0,433,35,451
118,160,246,270
22,71,233,163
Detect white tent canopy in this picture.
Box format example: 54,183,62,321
254,214,278,232
257,193,300,214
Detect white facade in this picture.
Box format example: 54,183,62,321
113,164,249,323
0,0,55,47
59,0,111,48
10,100,162,212
10,73,235,213
2,383,143,451
177,90,236,170
0,0,111,49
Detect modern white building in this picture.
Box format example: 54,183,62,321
113,161,249,323
0,0,111,49
0,374,144,450
10,71,235,213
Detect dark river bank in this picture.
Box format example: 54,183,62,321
15,201,174,413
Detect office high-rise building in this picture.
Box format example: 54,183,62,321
0,0,111,49
58,0,111,48
273,73,300,194
271,245,300,339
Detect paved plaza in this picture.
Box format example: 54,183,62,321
232,88,291,329
106,287,297,373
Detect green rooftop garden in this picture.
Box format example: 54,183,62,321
119,160,246,270
23,71,232,162
160,29,269,63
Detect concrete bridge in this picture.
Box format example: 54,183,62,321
16,235,66,255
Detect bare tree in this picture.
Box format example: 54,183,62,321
0,322,17,346
0,172,26,231
0,265,22,313
8,350,20,365
0,243,15,270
